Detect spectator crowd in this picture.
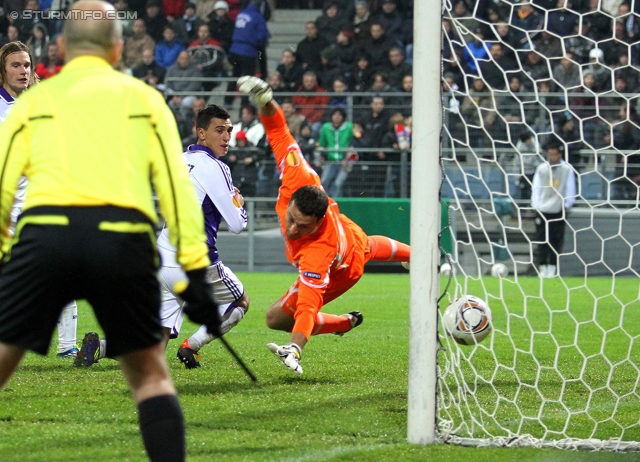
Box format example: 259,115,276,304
443,0,640,201
0,0,415,198
1,0,636,200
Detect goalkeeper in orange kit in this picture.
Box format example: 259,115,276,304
238,76,411,375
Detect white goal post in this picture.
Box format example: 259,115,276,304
409,0,640,451
407,0,443,445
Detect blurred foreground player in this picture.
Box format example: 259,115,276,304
238,76,411,375
0,2,221,460
0,41,79,359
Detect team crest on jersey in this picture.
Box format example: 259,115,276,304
303,271,321,279
286,144,301,166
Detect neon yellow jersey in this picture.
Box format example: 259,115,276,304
0,56,210,271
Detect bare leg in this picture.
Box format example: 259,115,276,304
118,342,185,462
118,342,175,404
0,342,26,388
160,328,171,352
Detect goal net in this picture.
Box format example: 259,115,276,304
437,0,640,450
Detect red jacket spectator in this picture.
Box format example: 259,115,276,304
163,0,186,17
35,62,63,80
188,36,223,48
227,0,242,20
291,71,329,125
35,42,64,80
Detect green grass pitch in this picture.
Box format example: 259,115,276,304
0,273,638,461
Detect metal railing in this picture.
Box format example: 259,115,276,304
160,80,638,204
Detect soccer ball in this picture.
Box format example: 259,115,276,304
442,295,492,345
440,263,452,276
490,263,508,277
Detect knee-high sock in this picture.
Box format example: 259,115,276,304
138,394,185,462
187,303,245,351
57,302,78,352
368,235,411,262
311,312,352,336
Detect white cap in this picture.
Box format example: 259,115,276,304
589,48,603,60
213,0,229,10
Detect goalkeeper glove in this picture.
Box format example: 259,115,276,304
237,76,273,108
176,268,222,337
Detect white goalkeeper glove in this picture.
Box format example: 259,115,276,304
237,76,273,108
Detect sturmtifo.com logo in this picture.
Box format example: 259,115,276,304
9,10,138,20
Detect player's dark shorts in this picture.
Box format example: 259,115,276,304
0,205,163,356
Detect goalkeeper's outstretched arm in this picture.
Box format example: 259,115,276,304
237,75,277,116
258,99,278,117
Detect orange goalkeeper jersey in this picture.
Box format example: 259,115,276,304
260,107,369,315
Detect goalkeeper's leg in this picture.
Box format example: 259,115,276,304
266,281,361,337
367,235,411,264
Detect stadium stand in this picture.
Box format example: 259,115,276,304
5,0,638,204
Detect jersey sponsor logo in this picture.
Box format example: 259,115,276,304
286,150,298,166
303,271,322,280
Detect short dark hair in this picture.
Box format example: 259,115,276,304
519,131,532,142
544,135,564,153
291,186,329,219
241,103,257,116
331,107,346,120
195,104,230,130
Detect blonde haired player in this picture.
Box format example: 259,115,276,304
238,76,411,375
0,41,79,358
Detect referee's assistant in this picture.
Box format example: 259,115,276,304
0,1,219,461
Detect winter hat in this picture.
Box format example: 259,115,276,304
213,1,229,11
321,46,339,61
236,130,248,142
589,48,604,60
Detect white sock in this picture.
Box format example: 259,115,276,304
57,302,78,352
220,306,245,335
188,325,212,352
98,340,107,359
188,305,246,351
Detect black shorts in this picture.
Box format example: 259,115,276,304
0,205,163,356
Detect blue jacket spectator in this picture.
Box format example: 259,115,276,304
155,25,187,69
463,30,489,73
224,0,270,106
229,1,269,60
